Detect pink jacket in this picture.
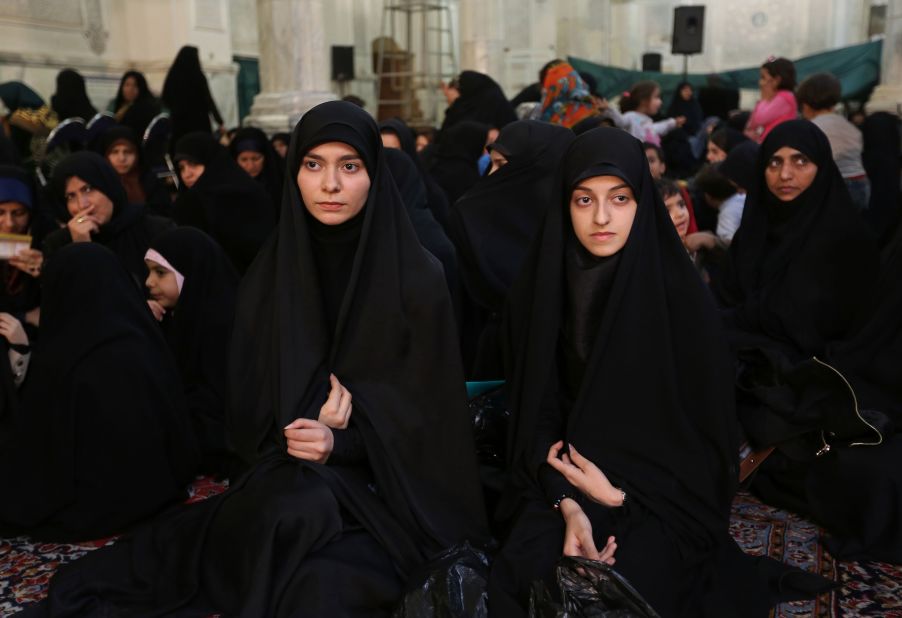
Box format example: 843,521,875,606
744,90,797,143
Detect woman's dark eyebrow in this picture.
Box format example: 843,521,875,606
303,153,361,162
607,183,630,193
573,185,595,194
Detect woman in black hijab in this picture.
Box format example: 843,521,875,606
50,68,96,121
0,166,43,332
161,46,224,146
0,243,198,541
380,116,452,229
667,82,704,135
228,126,284,219
489,127,752,616
43,151,175,287
427,120,489,208
172,132,275,273
110,70,161,138
448,119,574,378
144,227,241,477
95,125,172,217
440,70,516,133
36,100,490,617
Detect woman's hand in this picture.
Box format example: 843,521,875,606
8,248,43,278
147,300,166,322
0,312,28,346
547,441,624,507
318,373,352,429
67,210,100,242
284,418,334,463
684,231,718,253
560,498,617,564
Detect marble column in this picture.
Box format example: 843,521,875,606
458,0,506,88
245,0,336,134
868,0,902,116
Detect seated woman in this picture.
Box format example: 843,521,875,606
0,243,198,541
489,127,758,616
0,166,43,335
144,227,241,477
35,101,489,617
43,152,175,288
447,119,573,378
96,125,172,217
172,132,276,274
229,126,284,220
108,70,161,138
714,120,898,563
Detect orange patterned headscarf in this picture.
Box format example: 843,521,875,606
539,62,598,128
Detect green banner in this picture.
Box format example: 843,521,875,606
569,39,882,104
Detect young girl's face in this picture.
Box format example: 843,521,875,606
569,175,637,257
664,192,690,238
644,88,663,115
145,259,181,309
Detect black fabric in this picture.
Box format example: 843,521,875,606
510,82,542,108
440,71,516,133
571,115,608,135
382,147,461,319
43,151,175,287
161,46,223,147
428,120,488,207
860,112,901,242
149,227,241,476
718,140,760,192
380,117,451,230
667,82,705,135
50,69,96,121
172,132,275,274
94,125,172,217
447,120,574,377
111,71,162,138
229,126,284,221
0,243,198,541
494,127,745,616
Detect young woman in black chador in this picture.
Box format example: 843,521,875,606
33,100,489,617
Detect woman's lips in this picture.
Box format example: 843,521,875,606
317,202,345,211
591,232,615,241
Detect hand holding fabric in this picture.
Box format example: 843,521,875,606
8,248,44,278
0,312,28,346
560,498,617,564
547,441,624,507
284,418,334,463
147,300,166,321
318,373,352,429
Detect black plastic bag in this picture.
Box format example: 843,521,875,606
529,556,661,618
469,384,510,469
394,542,491,618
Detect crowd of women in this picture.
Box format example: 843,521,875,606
0,50,900,617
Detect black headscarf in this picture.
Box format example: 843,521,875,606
172,132,275,273
860,112,901,241
112,70,161,138
94,125,172,218
50,69,97,121
161,46,223,144
504,127,739,551
428,120,488,206
228,100,489,570
440,70,516,132
716,120,879,359
149,227,240,474
0,243,198,540
228,126,284,220
667,81,704,134
710,127,749,155
47,151,172,285
718,140,759,192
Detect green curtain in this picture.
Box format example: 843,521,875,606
569,39,882,105
234,56,260,124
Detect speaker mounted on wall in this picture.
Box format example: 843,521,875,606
642,53,662,72
672,6,705,55
331,46,355,82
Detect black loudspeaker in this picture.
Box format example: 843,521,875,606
642,53,662,72
331,46,355,81
672,6,705,55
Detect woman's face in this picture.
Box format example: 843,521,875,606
680,85,693,101
297,141,370,225
178,160,205,188
664,192,690,239
237,150,265,178
415,134,429,152
64,176,114,225
121,76,139,103
569,175,638,257
759,68,779,98
488,149,508,175
0,201,29,234
706,141,727,163
107,141,138,175
272,138,289,159
764,146,818,202
380,132,402,150
144,259,180,309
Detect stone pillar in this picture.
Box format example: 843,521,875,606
868,0,902,116
458,0,506,88
245,0,335,134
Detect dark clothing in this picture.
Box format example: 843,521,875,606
228,126,284,221
667,82,704,135
50,69,96,121
441,71,516,132
94,125,172,217
860,112,901,241
161,46,224,147
33,101,490,617
0,243,198,541
428,121,488,207
111,71,161,138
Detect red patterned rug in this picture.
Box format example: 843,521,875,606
2,482,900,616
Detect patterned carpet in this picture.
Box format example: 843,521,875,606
1,481,899,616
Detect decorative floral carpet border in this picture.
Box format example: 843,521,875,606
2,482,899,616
